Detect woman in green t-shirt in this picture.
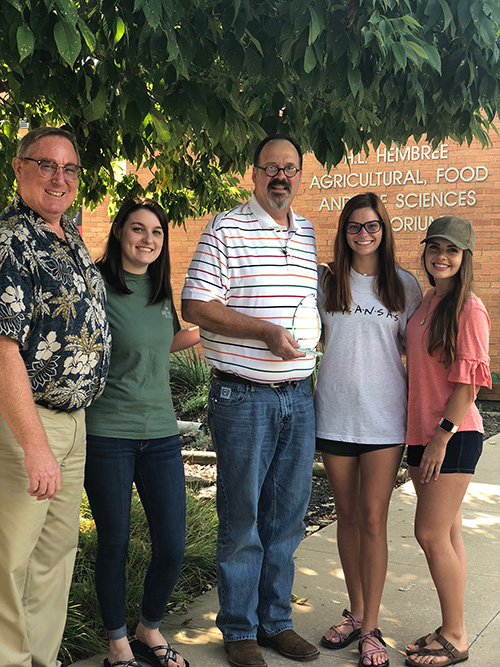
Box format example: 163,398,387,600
85,197,199,667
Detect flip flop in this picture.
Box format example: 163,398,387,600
130,639,190,667
405,633,468,667
405,626,442,655
320,608,362,649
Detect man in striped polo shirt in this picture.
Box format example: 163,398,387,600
182,135,319,667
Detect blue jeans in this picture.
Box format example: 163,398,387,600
207,377,315,642
85,434,186,639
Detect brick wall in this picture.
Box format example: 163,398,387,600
82,135,500,398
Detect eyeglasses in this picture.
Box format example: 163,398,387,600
256,164,301,178
344,220,383,235
21,157,82,182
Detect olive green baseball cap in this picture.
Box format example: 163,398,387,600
421,216,475,254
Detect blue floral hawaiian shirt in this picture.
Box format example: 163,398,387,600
0,194,110,411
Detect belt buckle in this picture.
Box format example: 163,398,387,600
269,380,290,389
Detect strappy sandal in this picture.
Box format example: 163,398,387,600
320,608,362,649
405,626,442,655
405,633,468,667
103,659,142,667
130,639,190,667
358,629,389,667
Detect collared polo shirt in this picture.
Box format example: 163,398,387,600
0,194,110,411
182,194,317,383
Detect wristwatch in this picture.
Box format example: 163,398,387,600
439,417,458,434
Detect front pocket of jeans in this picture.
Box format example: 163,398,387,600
209,381,251,409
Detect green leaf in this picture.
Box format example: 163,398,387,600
245,29,264,57
405,40,428,60
469,1,483,22
437,0,454,30
484,0,500,25
82,83,107,122
347,65,362,98
456,0,471,30
77,18,96,52
54,20,81,67
392,42,407,70
166,30,180,61
55,0,78,27
424,44,441,73
424,0,442,27
308,6,322,45
232,0,241,23
16,24,35,62
304,45,317,73
479,17,497,46
246,97,261,117
245,45,261,77
114,16,126,45
137,0,162,29
149,108,171,142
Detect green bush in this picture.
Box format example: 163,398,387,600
170,347,211,422
60,488,217,663
170,347,210,395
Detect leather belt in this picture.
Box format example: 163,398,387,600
211,369,299,389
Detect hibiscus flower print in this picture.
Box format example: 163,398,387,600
1,285,24,313
35,331,62,361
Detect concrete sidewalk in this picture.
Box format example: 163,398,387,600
73,435,500,667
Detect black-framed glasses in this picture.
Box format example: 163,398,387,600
256,164,301,178
344,220,383,235
21,157,82,182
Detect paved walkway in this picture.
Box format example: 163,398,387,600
73,434,500,667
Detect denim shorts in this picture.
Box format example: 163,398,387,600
406,431,483,473
316,437,402,457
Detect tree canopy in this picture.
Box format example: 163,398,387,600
1,0,499,222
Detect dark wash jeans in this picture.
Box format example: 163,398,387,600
85,433,186,639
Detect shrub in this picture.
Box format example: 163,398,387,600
170,347,210,395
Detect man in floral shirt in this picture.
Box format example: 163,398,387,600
0,127,111,667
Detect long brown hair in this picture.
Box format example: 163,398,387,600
321,192,405,313
424,247,474,368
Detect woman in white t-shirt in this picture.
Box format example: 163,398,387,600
315,193,421,667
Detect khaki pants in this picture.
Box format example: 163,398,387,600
0,406,86,667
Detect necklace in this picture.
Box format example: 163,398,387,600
419,294,434,325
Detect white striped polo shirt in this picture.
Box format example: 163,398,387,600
182,194,318,382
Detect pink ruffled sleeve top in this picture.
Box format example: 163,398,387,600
406,290,491,446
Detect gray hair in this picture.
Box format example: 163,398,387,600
16,127,81,165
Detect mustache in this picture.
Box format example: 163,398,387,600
268,178,291,193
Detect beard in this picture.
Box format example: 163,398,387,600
266,178,292,210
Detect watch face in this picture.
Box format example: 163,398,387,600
440,418,456,433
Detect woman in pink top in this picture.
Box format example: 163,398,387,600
404,216,491,667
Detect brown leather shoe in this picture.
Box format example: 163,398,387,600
257,630,320,661
224,640,267,667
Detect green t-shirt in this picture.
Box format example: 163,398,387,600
86,271,180,438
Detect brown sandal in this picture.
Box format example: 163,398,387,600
320,608,362,649
405,633,468,667
405,627,442,655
